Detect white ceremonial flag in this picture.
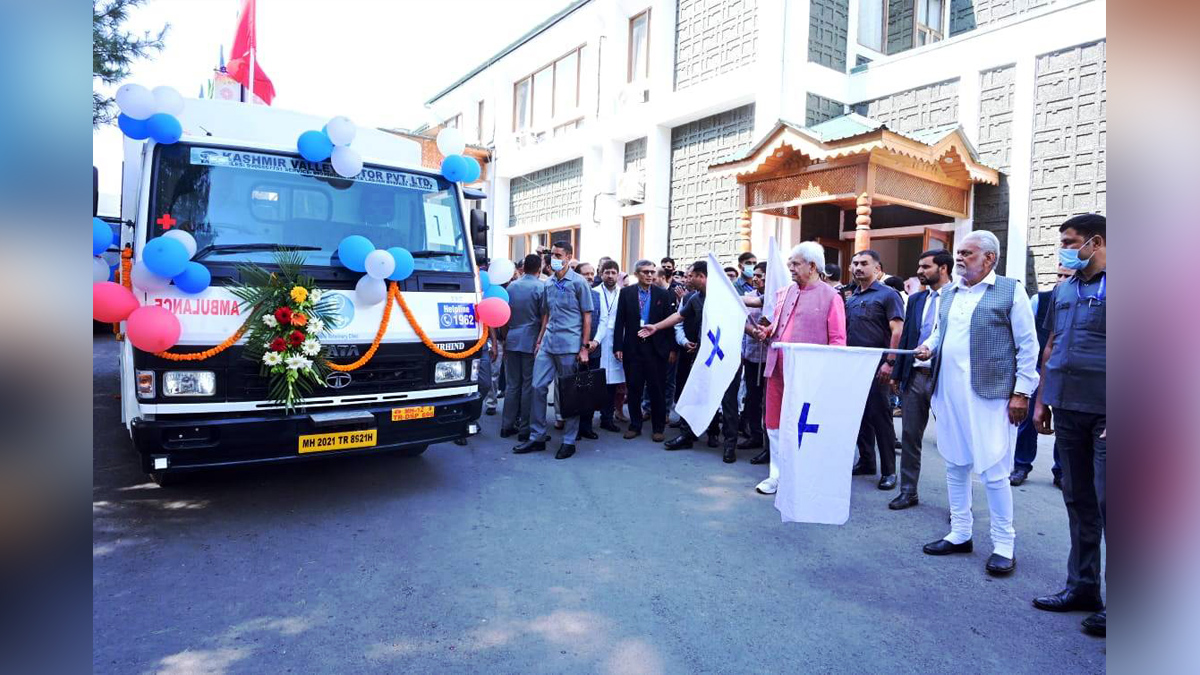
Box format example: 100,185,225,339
675,253,749,433
774,343,889,525
761,236,790,320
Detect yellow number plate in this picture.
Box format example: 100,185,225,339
391,405,435,422
297,429,378,454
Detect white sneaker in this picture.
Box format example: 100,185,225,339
755,477,778,495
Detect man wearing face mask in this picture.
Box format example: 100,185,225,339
735,252,757,294
1031,214,1107,638
514,241,593,460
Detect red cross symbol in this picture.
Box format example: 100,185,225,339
156,213,177,230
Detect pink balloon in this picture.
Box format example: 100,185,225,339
92,282,140,322
476,297,511,328
126,305,182,353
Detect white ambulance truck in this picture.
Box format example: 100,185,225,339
111,99,488,484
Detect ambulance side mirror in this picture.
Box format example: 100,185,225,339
470,208,489,266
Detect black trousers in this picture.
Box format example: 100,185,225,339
578,356,602,434
740,359,765,443
623,345,666,433
855,378,896,475
1055,408,1106,593
679,365,741,450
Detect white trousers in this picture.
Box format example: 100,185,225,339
943,462,1015,558
767,428,780,481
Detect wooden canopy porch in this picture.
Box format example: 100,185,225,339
709,114,1000,255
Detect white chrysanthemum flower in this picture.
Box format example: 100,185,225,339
262,351,283,366
307,317,325,334
285,354,310,370
261,314,279,328
301,338,321,356
310,289,323,304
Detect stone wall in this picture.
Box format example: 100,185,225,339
508,158,584,228
674,0,758,91
973,65,1016,275
853,79,959,136
806,93,846,127
950,0,1054,37
624,137,647,173
808,0,849,72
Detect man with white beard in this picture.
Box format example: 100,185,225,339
914,230,1039,576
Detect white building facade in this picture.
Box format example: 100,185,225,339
425,0,1105,288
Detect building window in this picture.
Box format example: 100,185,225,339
510,227,580,262
857,0,886,52
443,114,462,129
916,0,944,45
622,215,643,274
628,10,650,83
476,100,485,143
513,46,585,132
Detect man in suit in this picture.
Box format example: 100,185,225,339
499,254,547,442
889,249,954,510
612,259,675,442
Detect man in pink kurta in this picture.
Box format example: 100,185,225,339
756,242,847,494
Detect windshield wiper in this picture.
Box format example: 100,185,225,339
193,244,320,261
409,250,463,258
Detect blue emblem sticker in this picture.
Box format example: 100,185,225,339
437,303,477,329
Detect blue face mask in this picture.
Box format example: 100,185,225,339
550,258,564,272
742,264,754,277
1058,237,1097,271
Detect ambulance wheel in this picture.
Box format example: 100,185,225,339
396,445,428,458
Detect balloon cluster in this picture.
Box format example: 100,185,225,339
297,116,363,178
93,218,116,283
436,128,481,183
475,258,517,328
336,235,415,305
132,230,211,295
115,84,185,144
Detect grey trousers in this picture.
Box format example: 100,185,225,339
485,341,503,410
501,350,535,435
531,350,580,444
899,368,935,493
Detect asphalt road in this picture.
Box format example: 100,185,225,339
93,337,1105,674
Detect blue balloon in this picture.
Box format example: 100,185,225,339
93,217,113,256
337,235,374,272
441,154,469,182
146,113,182,145
297,130,333,162
142,236,190,278
478,270,491,291
173,261,211,294
386,247,415,281
461,156,481,183
483,285,509,303
117,114,150,140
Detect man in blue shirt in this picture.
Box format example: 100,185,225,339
1032,214,1107,638
734,251,757,294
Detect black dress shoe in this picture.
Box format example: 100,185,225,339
1032,588,1104,613
851,463,876,476
578,430,599,440
723,448,736,463
512,440,545,454
923,538,973,555
1081,610,1106,637
749,449,770,465
737,437,763,450
499,426,517,438
706,434,720,448
888,492,919,510
555,443,576,459
599,421,621,433
664,435,694,450
1009,468,1030,486
878,474,897,490
985,553,1016,576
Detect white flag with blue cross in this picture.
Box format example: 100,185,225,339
675,253,749,435
773,343,889,525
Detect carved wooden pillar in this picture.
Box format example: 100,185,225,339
737,208,752,253
854,193,872,253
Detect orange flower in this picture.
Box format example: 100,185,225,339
290,312,308,327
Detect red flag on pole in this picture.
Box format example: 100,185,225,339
227,0,275,105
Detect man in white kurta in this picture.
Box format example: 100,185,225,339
915,231,1038,575
592,260,625,432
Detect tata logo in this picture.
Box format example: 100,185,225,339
325,372,352,389
326,344,360,358
325,292,355,329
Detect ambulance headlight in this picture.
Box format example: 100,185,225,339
434,361,465,383
135,370,156,399
162,371,216,396
470,359,480,382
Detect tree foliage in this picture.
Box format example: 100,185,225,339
93,0,168,126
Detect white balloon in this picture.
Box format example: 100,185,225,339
364,249,396,280
325,116,357,146
436,127,466,157
115,83,156,120
331,145,363,178
131,260,171,291
93,257,111,283
486,258,516,286
161,229,197,258
355,275,388,305
152,86,185,116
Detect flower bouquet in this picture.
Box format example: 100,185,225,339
231,250,337,411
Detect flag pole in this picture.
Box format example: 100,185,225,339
248,45,255,103
247,0,256,103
